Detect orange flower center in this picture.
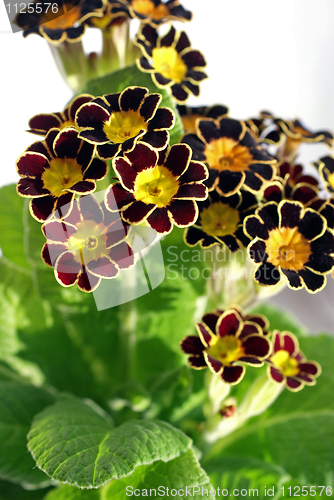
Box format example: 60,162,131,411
204,138,253,172
200,202,240,237
42,4,82,30
266,226,311,272
42,157,83,198
132,0,169,19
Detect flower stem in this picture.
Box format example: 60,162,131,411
119,267,137,381
48,40,88,91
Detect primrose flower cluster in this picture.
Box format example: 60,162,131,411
14,0,334,410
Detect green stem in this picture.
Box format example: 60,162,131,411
99,29,120,75
119,267,137,381
49,40,88,91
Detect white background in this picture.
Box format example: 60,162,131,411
0,0,334,331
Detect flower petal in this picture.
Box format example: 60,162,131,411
17,152,48,177
86,257,119,278
216,311,241,338
108,241,135,269
146,207,173,234
168,200,197,227
77,269,101,293
221,365,245,384
105,184,135,211
55,251,81,287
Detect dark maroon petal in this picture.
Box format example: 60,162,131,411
54,128,81,159
171,84,189,103
295,373,314,384
125,143,158,171
219,118,243,141
26,140,52,159
42,243,67,267
142,130,169,149
101,93,121,111
69,94,94,120
299,362,320,376
160,25,176,46
28,113,61,134
188,355,207,369
78,195,103,224
195,322,213,347
76,141,95,172
76,102,110,129
243,335,271,358
105,184,135,211
29,196,56,222
254,262,281,286
114,157,136,190
244,171,263,192
202,313,220,332
44,129,58,156
281,269,303,290
273,332,283,352
286,377,303,391
84,158,108,181
97,143,121,159
238,323,260,340
217,311,240,338
299,269,326,292
122,201,155,224
182,49,206,68
198,119,220,143
140,93,161,121
64,200,81,225
221,365,245,384
249,163,274,181
147,107,174,130
205,354,222,373
17,152,49,177
77,269,101,292
17,177,48,197
108,241,135,269
248,239,267,263
165,144,191,176
80,129,109,144
186,69,207,82
181,161,208,183
279,201,302,229
245,216,269,240
175,31,191,53
282,333,297,355
153,72,172,87
217,171,244,196
69,180,96,194
138,57,154,71
120,87,147,112
146,207,172,234
181,335,205,355
175,184,207,200
257,203,279,230
122,133,142,154
298,210,325,240
269,367,284,383
184,226,206,246
55,192,74,219
42,220,76,243
169,200,197,227
55,251,81,286
86,257,119,278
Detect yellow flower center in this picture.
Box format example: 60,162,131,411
132,0,169,19
204,138,253,172
67,220,107,265
134,165,180,207
327,172,334,190
206,335,244,366
200,202,240,237
270,349,299,377
42,4,82,30
42,157,83,198
103,110,147,144
266,227,311,272
152,47,187,84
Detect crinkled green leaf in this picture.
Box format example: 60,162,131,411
80,65,183,146
0,382,55,487
28,396,192,488
44,449,214,500
205,335,334,486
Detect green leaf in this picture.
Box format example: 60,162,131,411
206,456,289,499
28,396,192,488
205,335,334,486
80,65,183,146
251,303,306,336
0,479,52,500
44,449,214,500
0,382,55,487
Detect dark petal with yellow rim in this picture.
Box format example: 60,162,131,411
175,183,206,200
182,50,206,68
217,171,243,195
17,178,48,197
198,120,220,143
114,158,137,190
77,270,101,293
169,200,197,226
86,257,119,278
279,201,302,228
105,184,135,211
248,240,267,263
143,130,169,149
122,201,155,224
188,355,207,369
299,269,325,292
175,31,191,52
30,196,56,222
254,262,281,286
97,143,121,160
217,311,240,338
281,269,302,289
83,158,107,181
28,114,61,135
78,195,103,224
297,211,324,240
244,172,263,192
221,365,245,384
42,243,66,267
17,152,48,177
69,180,95,194
257,203,279,230
180,335,204,355
148,108,174,130
140,94,161,121
243,336,270,358
286,378,302,391
305,253,334,273
120,87,147,112
181,161,208,183
147,207,173,234
245,216,269,240
42,220,76,243
219,118,243,141
269,367,284,383
55,252,81,286
76,102,110,130
165,144,191,176
125,143,158,172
